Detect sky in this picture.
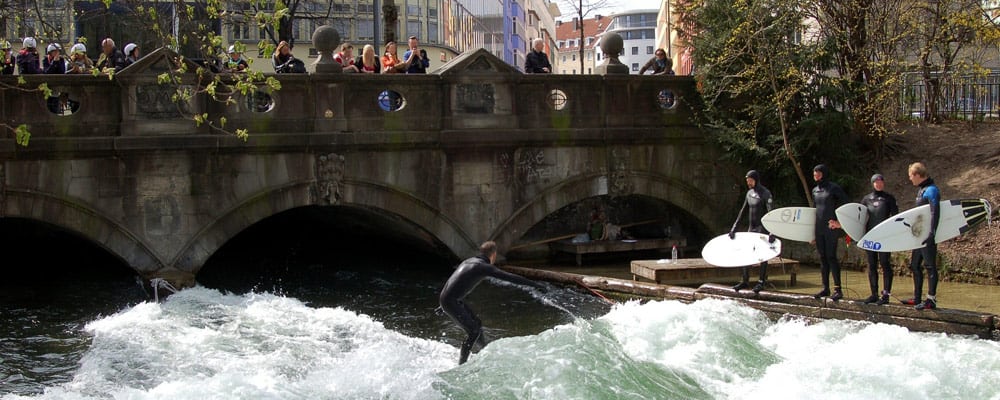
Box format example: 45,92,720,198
556,0,664,21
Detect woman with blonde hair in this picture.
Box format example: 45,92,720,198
356,44,380,73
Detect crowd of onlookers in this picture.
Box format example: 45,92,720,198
1,37,139,75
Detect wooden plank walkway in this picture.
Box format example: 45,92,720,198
549,238,687,266
631,257,800,286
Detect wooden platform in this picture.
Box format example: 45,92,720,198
631,257,800,286
549,238,687,266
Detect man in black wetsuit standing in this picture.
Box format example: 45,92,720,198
440,241,546,364
811,164,849,301
860,174,898,304
904,162,941,310
730,170,775,294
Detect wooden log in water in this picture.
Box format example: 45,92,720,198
505,266,1000,340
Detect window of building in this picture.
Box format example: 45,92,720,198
587,52,592,60
562,55,566,62
587,37,594,46
232,22,250,40
647,46,653,54
331,18,351,39
558,41,564,48
428,22,439,43
588,68,591,74
631,46,638,55
407,21,422,39
632,63,639,71
429,8,438,18
357,19,374,40
597,53,601,61
572,54,576,61
357,3,374,13
572,69,576,74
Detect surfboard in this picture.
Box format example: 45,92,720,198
761,207,816,242
835,203,869,241
701,232,782,267
858,198,992,252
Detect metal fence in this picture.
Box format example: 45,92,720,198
901,71,1000,119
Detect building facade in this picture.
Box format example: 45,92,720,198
594,9,658,74
2,0,559,74
555,15,605,75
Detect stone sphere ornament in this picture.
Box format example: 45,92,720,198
312,25,342,73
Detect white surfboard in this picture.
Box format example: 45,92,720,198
835,203,869,241
702,232,782,267
761,207,816,242
858,198,992,252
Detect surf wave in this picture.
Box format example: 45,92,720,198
4,290,1000,400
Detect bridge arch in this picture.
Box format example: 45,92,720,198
490,172,726,251
172,179,478,274
2,189,164,272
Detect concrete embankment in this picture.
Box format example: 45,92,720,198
504,265,1000,340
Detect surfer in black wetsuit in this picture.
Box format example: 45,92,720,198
730,170,775,294
904,162,941,310
439,241,546,364
857,174,899,305
811,164,849,301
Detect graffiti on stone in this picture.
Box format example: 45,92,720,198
457,84,495,114
314,153,345,205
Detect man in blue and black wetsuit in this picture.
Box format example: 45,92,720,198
730,170,776,294
860,174,899,305
904,162,941,310
811,164,849,301
440,241,546,364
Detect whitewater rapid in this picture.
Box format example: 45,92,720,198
4,287,1000,400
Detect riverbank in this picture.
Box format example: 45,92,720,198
880,122,1000,284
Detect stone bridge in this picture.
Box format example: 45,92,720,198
0,48,741,286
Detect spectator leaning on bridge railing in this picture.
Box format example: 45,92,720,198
16,37,41,75
524,38,551,74
96,38,126,73
273,41,306,73
67,43,94,75
123,43,139,69
403,36,429,74
43,43,66,75
1,41,15,75
356,44,380,74
334,43,359,73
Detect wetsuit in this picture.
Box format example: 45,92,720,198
733,171,773,286
439,255,542,364
812,166,849,295
911,178,940,302
861,189,898,298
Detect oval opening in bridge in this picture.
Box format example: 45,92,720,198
246,90,275,113
46,92,80,116
377,90,406,112
657,89,676,110
548,89,568,111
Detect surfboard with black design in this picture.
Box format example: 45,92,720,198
857,199,992,252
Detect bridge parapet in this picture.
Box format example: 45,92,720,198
0,48,738,288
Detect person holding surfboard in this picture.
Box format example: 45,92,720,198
834,174,899,304
905,162,941,310
439,241,547,364
811,164,849,301
729,170,775,293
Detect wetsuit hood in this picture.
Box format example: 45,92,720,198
745,169,761,183
813,164,829,179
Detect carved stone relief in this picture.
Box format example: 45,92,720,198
457,84,495,114
608,146,633,196
314,153,346,205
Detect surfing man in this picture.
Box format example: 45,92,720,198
904,162,940,310
811,164,849,301
439,241,546,364
730,170,775,293
836,174,899,304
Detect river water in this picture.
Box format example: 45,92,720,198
4,259,1000,400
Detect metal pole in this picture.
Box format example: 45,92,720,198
374,0,381,50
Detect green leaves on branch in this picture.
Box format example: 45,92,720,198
14,124,29,147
